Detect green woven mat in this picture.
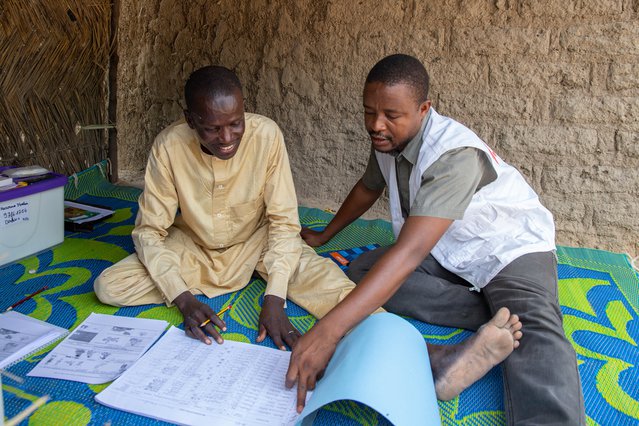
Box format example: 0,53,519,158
2,161,638,425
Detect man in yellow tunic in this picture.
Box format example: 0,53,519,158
94,65,354,349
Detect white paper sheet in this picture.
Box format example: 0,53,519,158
0,311,67,369
96,326,303,426
0,201,30,229
28,313,168,384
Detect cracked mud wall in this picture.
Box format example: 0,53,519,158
115,0,639,256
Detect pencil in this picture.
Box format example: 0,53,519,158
199,305,232,328
5,286,48,312
5,395,50,426
1,369,24,384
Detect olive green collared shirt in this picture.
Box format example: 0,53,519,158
362,110,497,220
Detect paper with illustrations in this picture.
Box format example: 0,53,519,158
0,311,68,369
28,313,168,384
96,326,303,426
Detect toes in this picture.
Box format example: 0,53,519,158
507,313,520,326
492,307,511,327
513,330,523,341
509,320,523,333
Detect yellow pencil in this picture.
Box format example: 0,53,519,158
199,305,232,328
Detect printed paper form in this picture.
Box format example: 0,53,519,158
96,326,304,426
28,313,168,384
0,311,68,369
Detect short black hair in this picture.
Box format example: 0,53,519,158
365,54,429,103
184,65,243,110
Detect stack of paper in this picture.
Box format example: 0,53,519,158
0,311,68,369
95,313,442,426
0,175,16,191
0,176,13,187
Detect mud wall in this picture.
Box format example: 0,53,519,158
116,0,639,256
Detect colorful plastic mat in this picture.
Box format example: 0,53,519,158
1,162,638,425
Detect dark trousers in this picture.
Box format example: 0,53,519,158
347,247,585,426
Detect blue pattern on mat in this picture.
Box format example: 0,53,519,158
1,162,638,425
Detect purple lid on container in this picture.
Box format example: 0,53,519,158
0,166,67,203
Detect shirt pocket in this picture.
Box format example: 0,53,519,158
229,197,265,242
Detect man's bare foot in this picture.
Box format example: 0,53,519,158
428,307,522,401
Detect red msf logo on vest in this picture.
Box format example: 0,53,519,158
482,142,499,164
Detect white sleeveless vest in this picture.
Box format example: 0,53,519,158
375,108,555,289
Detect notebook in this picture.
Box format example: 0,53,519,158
64,200,115,232
0,311,68,369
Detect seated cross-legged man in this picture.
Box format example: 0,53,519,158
94,65,356,349
294,54,585,425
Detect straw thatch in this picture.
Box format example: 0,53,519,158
0,0,111,176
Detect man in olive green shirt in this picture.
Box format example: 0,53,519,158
291,54,583,426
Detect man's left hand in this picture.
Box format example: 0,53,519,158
257,294,301,350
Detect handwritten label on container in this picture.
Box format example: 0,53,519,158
0,201,30,228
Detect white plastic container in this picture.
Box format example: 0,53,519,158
0,170,66,267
